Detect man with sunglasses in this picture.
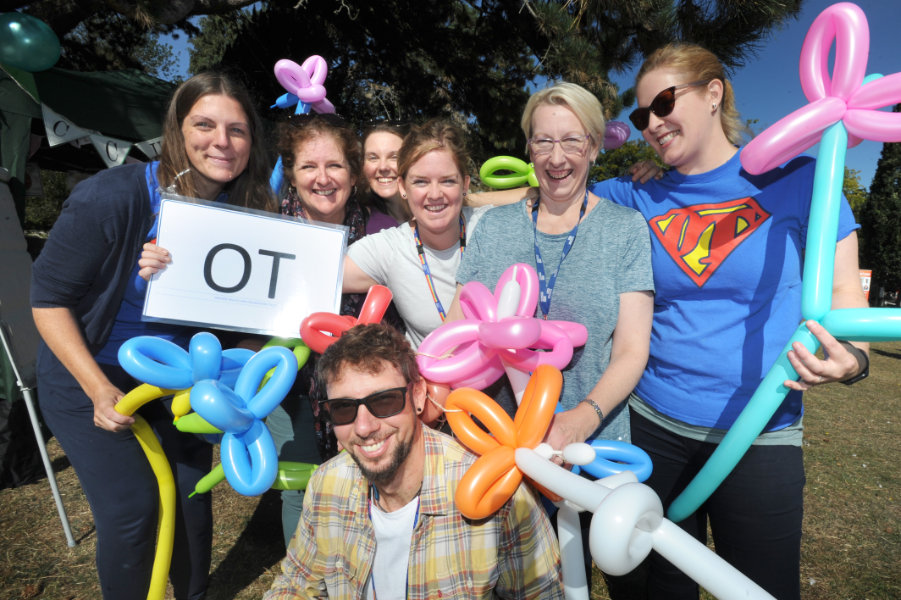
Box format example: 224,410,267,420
265,323,564,600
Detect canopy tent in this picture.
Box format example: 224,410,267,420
0,64,175,220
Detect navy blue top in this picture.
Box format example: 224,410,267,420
31,162,186,373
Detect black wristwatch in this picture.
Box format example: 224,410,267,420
839,340,869,385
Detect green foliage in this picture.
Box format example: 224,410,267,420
526,0,803,107
186,0,804,164
842,168,867,218
24,171,68,231
132,35,182,82
859,107,901,295
15,2,193,79
189,1,537,161
590,140,663,184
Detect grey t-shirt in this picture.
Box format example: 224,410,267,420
457,197,653,441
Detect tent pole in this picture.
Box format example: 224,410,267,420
0,323,76,547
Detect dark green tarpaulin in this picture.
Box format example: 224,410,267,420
0,65,175,221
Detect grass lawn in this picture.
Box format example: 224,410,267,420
2,343,898,599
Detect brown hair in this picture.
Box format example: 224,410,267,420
362,121,409,148
636,43,749,146
360,122,409,217
276,114,361,192
157,71,275,212
397,119,471,181
316,324,420,389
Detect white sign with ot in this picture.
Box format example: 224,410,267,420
143,197,346,337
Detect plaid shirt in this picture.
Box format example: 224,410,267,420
265,425,563,599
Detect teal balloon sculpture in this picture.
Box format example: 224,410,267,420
669,2,901,523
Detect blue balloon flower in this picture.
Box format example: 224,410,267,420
190,346,298,496
118,331,253,391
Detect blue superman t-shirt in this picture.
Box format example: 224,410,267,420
591,150,858,431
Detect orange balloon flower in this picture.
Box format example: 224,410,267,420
447,364,561,519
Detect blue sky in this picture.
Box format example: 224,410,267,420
609,0,897,189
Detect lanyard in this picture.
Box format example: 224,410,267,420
145,162,163,241
412,214,466,322
532,190,588,319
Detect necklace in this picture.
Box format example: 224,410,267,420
412,213,466,322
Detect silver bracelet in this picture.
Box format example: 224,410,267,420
581,397,605,429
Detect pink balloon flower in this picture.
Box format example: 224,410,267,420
741,2,901,175
417,263,587,402
273,55,336,114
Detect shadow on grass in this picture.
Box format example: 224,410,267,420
207,489,285,599
52,453,71,472
872,346,901,360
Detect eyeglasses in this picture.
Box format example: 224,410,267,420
528,134,591,155
321,385,410,426
628,80,712,130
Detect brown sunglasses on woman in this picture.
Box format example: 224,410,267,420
629,79,712,130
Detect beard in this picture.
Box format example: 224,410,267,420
350,435,414,486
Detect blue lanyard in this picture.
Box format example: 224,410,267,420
532,190,588,319
144,162,163,241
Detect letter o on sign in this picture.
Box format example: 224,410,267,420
203,243,251,293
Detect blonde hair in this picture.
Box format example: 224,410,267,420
636,43,748,146
520,82,605,159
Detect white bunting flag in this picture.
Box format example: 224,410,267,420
42,104,92,147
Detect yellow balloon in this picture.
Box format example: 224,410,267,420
115,383,174,416
131,415,175,600
170,389,192,417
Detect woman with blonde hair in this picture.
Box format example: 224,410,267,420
453,80,655,452
591,42,869,599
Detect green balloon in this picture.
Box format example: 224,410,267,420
174,412,223,434
189,463,226,497
189,461,318,496
271,461,318,491
0,12,60,72
479,156,538,189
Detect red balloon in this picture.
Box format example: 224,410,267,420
299,285,394,354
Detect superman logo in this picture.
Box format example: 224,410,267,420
649,197,770,287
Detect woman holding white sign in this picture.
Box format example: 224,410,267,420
31,71,274,600
138,112,404,547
